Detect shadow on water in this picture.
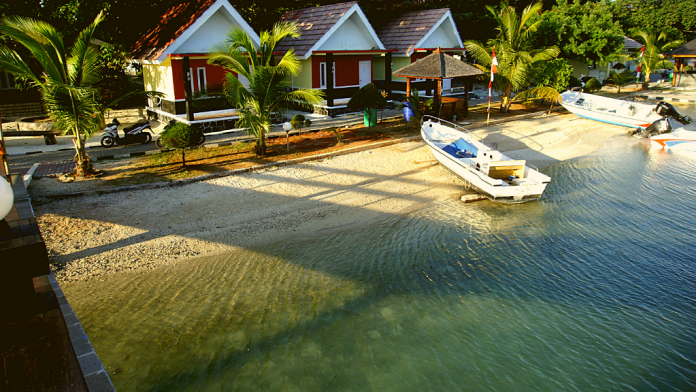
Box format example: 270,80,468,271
42,134,696,391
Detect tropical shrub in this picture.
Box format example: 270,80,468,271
160,123,198,168
584,78,603,93
569,75,582,89
347,83,387,130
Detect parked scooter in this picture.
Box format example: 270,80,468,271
155,119,205,150
100,118,153,147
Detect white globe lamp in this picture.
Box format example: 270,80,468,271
283,121,292,153
0,176,13,221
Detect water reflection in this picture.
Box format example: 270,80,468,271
65,134,696,391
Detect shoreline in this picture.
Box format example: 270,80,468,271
33,113,628,284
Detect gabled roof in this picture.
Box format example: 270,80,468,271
377,9,462,56
665,38,696,57
623,36,642,50
130,0,259,63
393,51,483,79
275,1,384,59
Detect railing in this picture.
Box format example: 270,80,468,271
421,115,484,144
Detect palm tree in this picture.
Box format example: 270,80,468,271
0,13,106,176
465,1,559,113
632,28,683,88
208,22,324,156
606,69,636,93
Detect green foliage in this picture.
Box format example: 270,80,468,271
291,114,305,130
348,83,386,131
612,0,696,42
0,12,106,176
531,58,572,91
465,0,560,112
536,0,624,66
304,119,312,128
160,123,198,168
632,28,682,87
407,90,424,123
569,75,582,89
329,127,343,144
208,22,324,156
684,65,694,72
583,78,602,93
347,83,387,111
606,69,636,93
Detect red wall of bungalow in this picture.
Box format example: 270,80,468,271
311,55,373,88
171,58,232,100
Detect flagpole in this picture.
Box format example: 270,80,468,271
634,45,645,100
487,47,498,126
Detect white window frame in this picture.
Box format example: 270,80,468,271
197,67,207,93
189,67,195,92
319,62,336,89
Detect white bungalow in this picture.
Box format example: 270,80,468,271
274,1,389,115
130,0,260,124
375,8,464,96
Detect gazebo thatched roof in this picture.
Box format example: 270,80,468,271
665,38,696,57
393,50,483,79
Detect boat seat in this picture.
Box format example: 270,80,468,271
442,138,479,159
487,160,526,180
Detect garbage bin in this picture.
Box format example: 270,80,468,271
403,102,414,123
364,108,378,127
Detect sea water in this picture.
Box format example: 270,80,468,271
64,133,696,391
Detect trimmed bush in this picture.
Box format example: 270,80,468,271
583,77,602,93
160,122,198,168
569,75,582,89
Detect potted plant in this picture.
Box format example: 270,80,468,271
347,83,387,131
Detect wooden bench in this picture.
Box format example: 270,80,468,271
487,160,526,180
3,131,58,145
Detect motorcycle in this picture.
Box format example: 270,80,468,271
155,119,206,150
100,118,153,147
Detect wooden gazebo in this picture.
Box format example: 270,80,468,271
393,48,484,119
665,38,696,87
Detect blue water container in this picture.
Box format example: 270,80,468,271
403,102,414,123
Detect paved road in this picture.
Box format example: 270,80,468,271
8,110,404,175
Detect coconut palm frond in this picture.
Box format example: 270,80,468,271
0,47,40,84
209,21,323,155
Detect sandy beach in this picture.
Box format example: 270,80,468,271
32,112,627,283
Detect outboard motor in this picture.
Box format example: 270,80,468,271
630,117,679,138
655,101,693,125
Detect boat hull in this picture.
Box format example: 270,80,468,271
560,91,661,128
421,118,551,203
650,128,696,151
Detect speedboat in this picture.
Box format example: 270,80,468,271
421,116,551,203
561,91,662,128
628,103,694,150
651,126,696,151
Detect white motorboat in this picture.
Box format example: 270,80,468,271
421,116,551,203
561,91,662,128
651,127,696,151
628,105,695,150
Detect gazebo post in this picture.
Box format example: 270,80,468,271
464,77,470,117
435,78,442,118
406,78,411,98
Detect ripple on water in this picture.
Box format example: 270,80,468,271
65,135,696,392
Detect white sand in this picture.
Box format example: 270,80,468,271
33,112,627,283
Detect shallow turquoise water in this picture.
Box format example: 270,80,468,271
66,135,696,391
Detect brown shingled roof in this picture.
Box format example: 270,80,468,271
377,9,450,55
130,0,217,61
275,1,358,57
666,38,696,57
393,51,483,79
